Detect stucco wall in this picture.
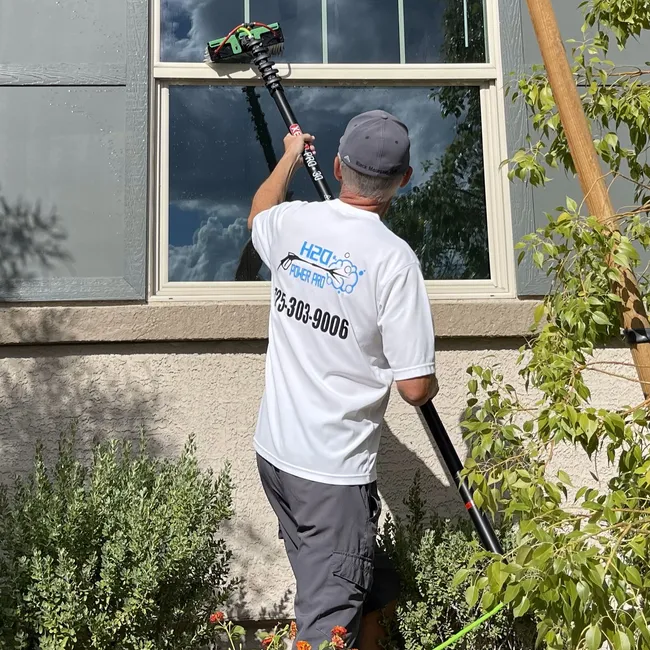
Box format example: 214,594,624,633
0,338,638,620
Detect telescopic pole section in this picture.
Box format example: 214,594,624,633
241,33,334,201
420,402,504,554
270,90,334,200
242,33,503,554
525,0,650,398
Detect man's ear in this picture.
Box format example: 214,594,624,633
334,155,343,182
400,166,413,188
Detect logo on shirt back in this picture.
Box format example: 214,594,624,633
278,241,365,295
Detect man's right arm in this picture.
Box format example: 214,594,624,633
378,261,438,406
248,132,314,231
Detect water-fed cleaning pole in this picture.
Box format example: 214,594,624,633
419,402,503,553
239,33,334,201
238,32,502,556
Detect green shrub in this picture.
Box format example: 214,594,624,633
0,428,235,650
379,473,536,650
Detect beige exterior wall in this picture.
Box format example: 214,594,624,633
0,319,638,620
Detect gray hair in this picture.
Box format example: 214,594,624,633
338,157,402,201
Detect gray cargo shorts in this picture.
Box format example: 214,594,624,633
257,454,400,649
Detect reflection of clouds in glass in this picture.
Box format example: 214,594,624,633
249,0,323,63
161,0,321,63
169,207,249,282
162,0,242,62
169,86,450,207
161,0,485,63
288,87,448,187
168,85,474,282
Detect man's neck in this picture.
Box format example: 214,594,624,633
338,188,391,218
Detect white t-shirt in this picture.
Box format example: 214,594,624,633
251,198,435,485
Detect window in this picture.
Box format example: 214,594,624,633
0,0,147,302
152,0,515,301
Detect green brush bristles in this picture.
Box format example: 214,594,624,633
203,42,284,64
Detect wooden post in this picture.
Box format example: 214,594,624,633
525,0,650,397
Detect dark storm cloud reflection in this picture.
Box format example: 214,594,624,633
167,85,467,282
160,0,486,63
161,0,243,62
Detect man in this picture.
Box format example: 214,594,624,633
248,110,438,650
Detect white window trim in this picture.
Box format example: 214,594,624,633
149,0,516,303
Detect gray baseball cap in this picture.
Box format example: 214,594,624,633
338,110,411,178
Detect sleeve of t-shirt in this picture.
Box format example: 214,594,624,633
378,262,436,381
251,202,295,270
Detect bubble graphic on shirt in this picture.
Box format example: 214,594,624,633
327,257,363,294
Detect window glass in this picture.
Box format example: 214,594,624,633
326,0,400,63
0,87,127,291
160,0,486,64
168,85,489,282
404,0,486,63
250,0,323,63
161,0,243,62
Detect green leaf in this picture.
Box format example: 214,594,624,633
634,612,650,646
586,624,601,650
630,537,646,558
465,585,479,608
503,583,521,604
516,545,532,566
592,311,611,326
576,581,590,603
481,590,495,610
625,565,643,587
533,251,545,268
452,568,470,588
513,596,530,618
613,629,631,650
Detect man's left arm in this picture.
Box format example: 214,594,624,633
247,131,315,230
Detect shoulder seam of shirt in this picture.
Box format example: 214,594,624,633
390,260,421,281
377,260,422,310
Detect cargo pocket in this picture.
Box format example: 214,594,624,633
331,551,374,593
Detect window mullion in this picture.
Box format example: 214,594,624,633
397,0,406,64
321,0,329,64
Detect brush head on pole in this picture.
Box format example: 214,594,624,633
205,22,284,63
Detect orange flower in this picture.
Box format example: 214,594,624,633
331,626,347,638
261,636,274,648
209,611,225,624
290,621,298,640
296,641,312,650
331,635,345,649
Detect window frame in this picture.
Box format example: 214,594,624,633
149,0,516,302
